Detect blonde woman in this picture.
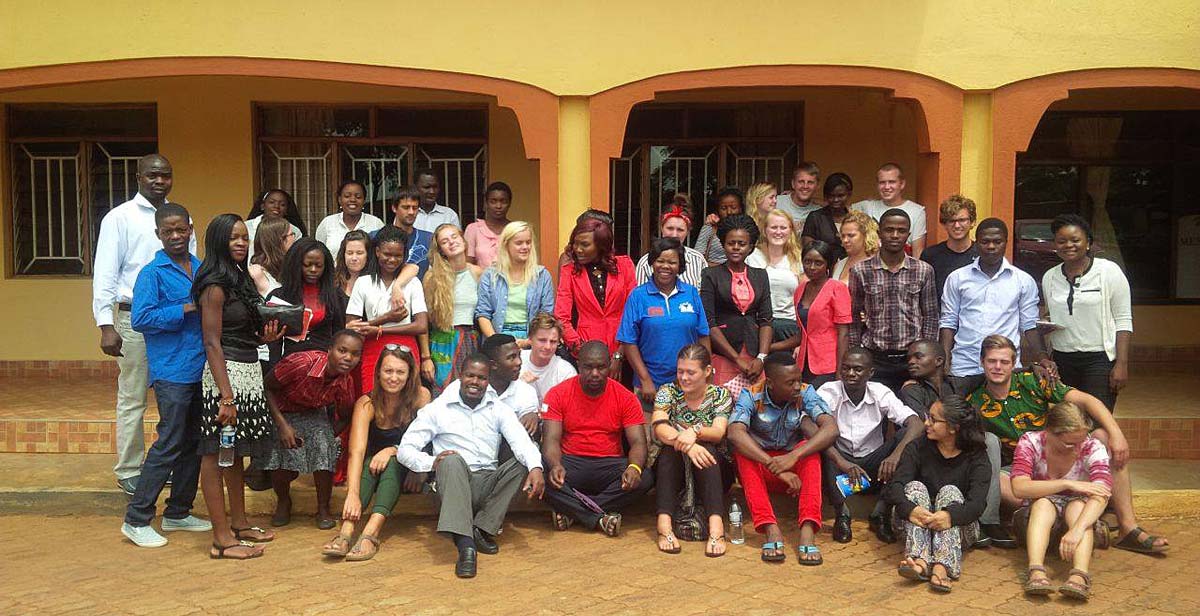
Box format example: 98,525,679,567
747,208,804,345
476,221,555,348
833,210,879,285
745,182,778,230
419,224,483,395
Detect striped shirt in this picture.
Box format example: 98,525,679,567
848,254,938,352
1010,430,1113,504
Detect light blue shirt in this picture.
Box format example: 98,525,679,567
939,257,1040,376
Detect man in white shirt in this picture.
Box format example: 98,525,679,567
775,161,822,230
413,167,461,233
92,154,194,495
634,208,709,288
396,354,545,578
817,347,924,544
481,334,541,436
520,313,576,403
852,162,928,259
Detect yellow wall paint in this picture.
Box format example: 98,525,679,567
0,76,539,360
2,1,1197,95
960,92,993,218
556,97,590,251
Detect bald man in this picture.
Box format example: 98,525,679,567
93,154,194,495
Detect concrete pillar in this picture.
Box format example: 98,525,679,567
960,92,994,220
557,96,591,252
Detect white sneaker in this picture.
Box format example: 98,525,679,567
122,523,168,548
161,515,213,532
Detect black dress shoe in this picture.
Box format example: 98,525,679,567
473,528,499,555
455,547,477,578
833,511,852,544
981,523,1017,549
869,514,896,544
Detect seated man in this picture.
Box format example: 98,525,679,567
519,313,577,403
728,352,838,565
480,334,541,436
967,334,1168,555
899,339,1015,548
542,341,653,536
818,347,924,544
397,354,546,578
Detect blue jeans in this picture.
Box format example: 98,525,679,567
124,381,203,527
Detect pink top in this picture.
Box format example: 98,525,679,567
729,267,754,314
464,220,502,268
1010,431,1113,503
792,278,852,375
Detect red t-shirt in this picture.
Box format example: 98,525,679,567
542,376,644,458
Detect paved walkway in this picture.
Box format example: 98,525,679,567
1,513,1194,615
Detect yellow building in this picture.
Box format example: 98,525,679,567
2,0,1199,365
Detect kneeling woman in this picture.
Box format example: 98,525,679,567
1012,401,1113,602
884,394,990,593
650,344,731,556
323,345,431,561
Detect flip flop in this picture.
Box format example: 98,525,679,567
898,558,930,581
705,535,727,558
760,541,786,563
929,570,953,593
657,532,681,554
210,541,263,560
797,544,823,566
232,526,275,543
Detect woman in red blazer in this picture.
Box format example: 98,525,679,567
555,217,637,378
787,240,851,389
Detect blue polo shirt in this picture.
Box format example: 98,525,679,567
370,225,432,279
616,280,710,389
130,250,205,384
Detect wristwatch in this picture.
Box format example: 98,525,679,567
612,351,624,361
755,352,767,362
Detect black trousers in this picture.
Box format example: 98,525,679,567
869,350,910,395
655,444,724,517
822,435,899,510
1054,350,1117,411
545,454,654,528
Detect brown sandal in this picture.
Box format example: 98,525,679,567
321,533,352,557
1023,565,1054,596
345,534,380,562
1059,569,1092,601
210,541,264,560
232,526,275,543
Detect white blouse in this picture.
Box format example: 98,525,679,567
347,275,427,326
1042,258,1132,360
746,248,800,320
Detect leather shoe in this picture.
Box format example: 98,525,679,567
982,523,1017,549
869,513,896,544
833,510,852,544
473,528,499,555
455,547,478,578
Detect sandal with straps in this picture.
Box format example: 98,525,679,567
705,535,727,558
210,541,263,560
657,532,681,554
1059,568,1092,601
1114,526,1169,555
1023,564,1054,596
321,533,353,557
345,534,380,562
232,526,275,543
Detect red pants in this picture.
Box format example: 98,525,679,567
735,442,823,533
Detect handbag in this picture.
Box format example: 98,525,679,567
672,456,707,541
256,303,305,334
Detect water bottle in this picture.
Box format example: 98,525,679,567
218,425,236,468
729,501,745,545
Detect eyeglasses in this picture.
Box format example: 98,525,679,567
925,416,948,425
384,343,413,355
945,217,973,226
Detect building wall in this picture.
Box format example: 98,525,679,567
0,76,538,361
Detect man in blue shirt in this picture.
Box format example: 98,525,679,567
728,352,837,565
939,218,1050,377
372,186,433,279
616,238,710,406
121,203,211,548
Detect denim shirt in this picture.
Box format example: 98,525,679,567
131,250,205,384
474,265,555,332
731,380,830,451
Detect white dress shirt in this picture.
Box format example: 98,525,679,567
92,193,195,327
818,380,918,458
490,380,540,417
939,257,1040,376
634,245,709,288
314,212,385,255
397,381,543,473
414,203,461,234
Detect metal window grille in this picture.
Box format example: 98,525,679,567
262,144,333,233
418,144,487,225
344,145,409,223
725,143,796,190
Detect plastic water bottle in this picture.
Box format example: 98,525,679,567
218,425,236,468
729,501,745,545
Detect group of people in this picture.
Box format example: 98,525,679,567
96,154,1168,596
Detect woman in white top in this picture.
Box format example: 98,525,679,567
419,223,483,395
314,180,385,256
746,208,804,345
246,189,306,260
1042,214,1133,411
347,225,429,392
833,210,880,291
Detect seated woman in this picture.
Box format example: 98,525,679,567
651,345,731,557
885,394,990,593
322,345,431,561
1012,401,1113,602
421,223,483,395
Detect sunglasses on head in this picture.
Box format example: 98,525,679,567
383,343,413,355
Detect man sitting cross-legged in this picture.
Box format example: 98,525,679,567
397,353,546,578
727,352,838,565
542,341,653,536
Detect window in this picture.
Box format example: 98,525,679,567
7,105,157,275
1016,110,1200,301
610,103,803,256
255,105,488,233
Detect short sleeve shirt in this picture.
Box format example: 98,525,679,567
615,281,710,389
464,220,501,269
542,377,645,458
967,372,1072,453
653,383,732,427
731,380,830,451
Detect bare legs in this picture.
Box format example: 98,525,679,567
200,454,264,558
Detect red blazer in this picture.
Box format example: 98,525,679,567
793,278,852,376
556,255,637,354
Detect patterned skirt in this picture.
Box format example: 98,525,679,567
260,409,340,474
429,325,479,395
199,360,275,458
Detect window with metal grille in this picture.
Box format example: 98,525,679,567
256,105,488,233
7,105,157,276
